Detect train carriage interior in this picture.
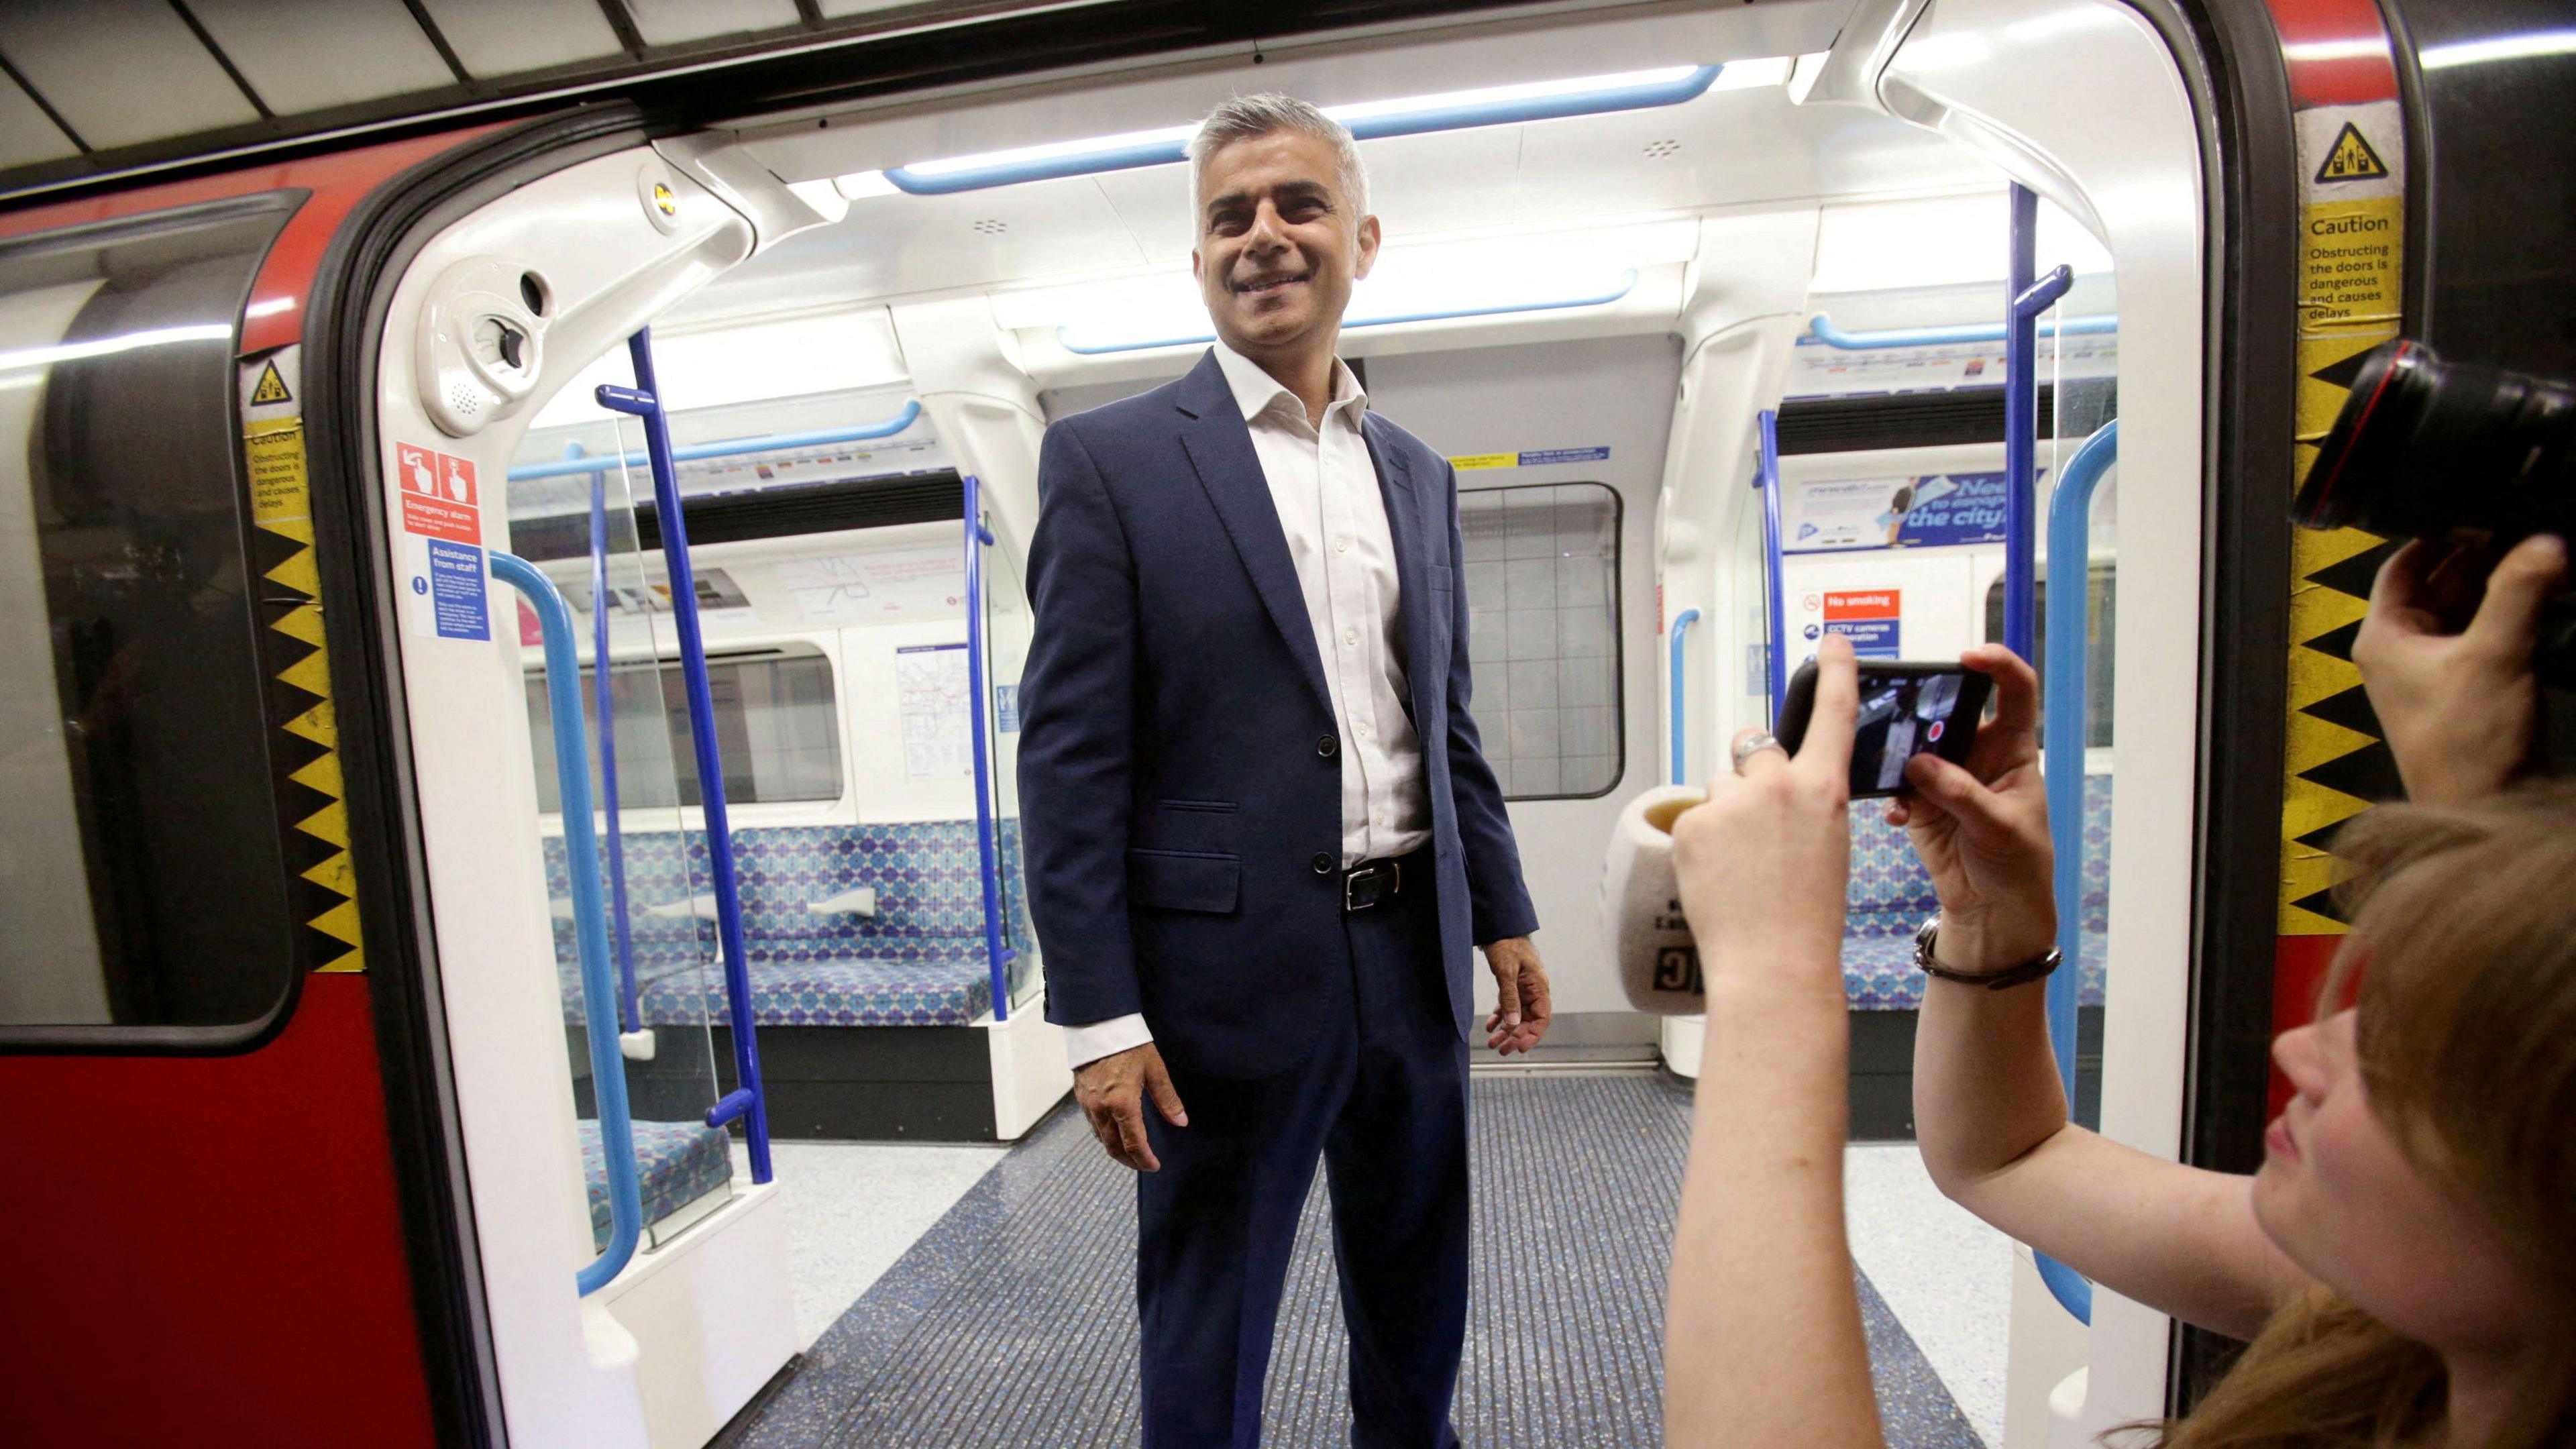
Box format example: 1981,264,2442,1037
32,0,2566,1445
343,1,2200,1441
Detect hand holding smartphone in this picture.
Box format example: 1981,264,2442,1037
1776,658,1990,799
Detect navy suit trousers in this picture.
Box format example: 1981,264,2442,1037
1136,871,1470,1449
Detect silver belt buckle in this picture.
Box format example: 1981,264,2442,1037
1343,859,1401,912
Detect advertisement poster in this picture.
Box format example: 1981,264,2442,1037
1784,471,2017,552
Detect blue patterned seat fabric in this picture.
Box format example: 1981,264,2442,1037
547,819,1032,1028
1844,773,2111,1010
578,1117,733,1252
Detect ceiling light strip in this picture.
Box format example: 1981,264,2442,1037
884,66,1720,195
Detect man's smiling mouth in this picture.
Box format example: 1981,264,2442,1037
1234,272,1311,295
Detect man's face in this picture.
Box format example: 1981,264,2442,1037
1191,127,1379,363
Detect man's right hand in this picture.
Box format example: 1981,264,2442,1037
1073,1042,1188,1172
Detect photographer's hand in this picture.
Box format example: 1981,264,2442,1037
1888,645,2057,971
2355,534,2564,806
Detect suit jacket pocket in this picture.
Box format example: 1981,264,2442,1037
1126,848,1241,914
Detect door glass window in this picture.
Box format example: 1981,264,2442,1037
1460,482,1623,799
0,195,303,1041
527,647,844,812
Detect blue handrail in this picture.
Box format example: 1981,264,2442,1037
1668,609,1701,786
885,68,1720,195
492,550,641,1295
504,403,924,482
2000,183,2090,1325
1803,312,2116,351
581,445,641,1036
597,329,774,1186
963,476,1016,1023
1756,409,1786,725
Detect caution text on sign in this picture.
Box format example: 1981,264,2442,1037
2299,196,2402,331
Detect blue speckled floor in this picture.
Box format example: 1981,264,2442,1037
734,1074,1984,1448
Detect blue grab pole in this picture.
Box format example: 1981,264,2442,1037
2003,184,2090,1324
492,551,641,1295
1668,609,1701,786
963,476,1013,1022
1756,409,1786,725
596,329,772,1186
582,443,641,1036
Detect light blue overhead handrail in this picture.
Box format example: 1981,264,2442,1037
504,402,924,482
579,442,641,1036
2045,421,2118,1248
1756,409,1786,725
1668,608,1701,786
1803,312,2117,351
597,328,774,1187
1999,183,2090,1325
492,550,641,1296
963,475,1017,1023
885,68,1721,195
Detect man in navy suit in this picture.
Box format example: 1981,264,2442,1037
1016,94,1552,1447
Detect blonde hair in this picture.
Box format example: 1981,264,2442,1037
2146,784,2576,1449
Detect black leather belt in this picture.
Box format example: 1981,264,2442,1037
1342,847,1431,913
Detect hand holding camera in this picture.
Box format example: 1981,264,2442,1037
2354,534,2565,806
1885,645,2057,975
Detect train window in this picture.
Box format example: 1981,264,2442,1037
1984,567,2117,749
527,645,843,812
0,195,307,1043
1460,482,1623,799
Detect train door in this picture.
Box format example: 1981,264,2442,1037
370,144,803,1446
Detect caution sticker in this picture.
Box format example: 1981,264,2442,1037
239,345,364,973
2300,197,2402,333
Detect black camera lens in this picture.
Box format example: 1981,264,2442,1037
2294,339,2576,543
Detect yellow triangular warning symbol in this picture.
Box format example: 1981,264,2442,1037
2314,122,2389,184
250,360,292,406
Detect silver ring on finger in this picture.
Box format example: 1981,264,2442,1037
1731,731,1786,774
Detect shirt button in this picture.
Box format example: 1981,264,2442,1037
1355,721,1371,739
1334,538,1350,554
1317,735,1338,759
1342,628,1358,647
1311,851,1336,875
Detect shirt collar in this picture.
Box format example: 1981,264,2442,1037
1210,339,1367,431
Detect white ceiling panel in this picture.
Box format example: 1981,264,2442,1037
624,0,802,48
186,0,453,115
0,0,259,150
417,0,624,78
818,0,934,15
0,75,76,169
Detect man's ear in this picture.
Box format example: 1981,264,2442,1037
1352,215,1382,281
1190,246,1203,283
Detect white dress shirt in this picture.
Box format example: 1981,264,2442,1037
1062,341,1432,1068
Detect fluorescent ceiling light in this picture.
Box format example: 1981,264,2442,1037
833,169,900,199
1704,56,1794,90
881,64,1723,195
2420,28,2576,68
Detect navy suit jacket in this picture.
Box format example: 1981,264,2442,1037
1016,350,1538,1079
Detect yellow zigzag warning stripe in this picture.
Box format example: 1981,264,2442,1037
245,384,364,973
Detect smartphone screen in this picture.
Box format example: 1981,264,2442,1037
1776,660,1990,799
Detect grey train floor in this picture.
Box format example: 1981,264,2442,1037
735,1074,1984,1448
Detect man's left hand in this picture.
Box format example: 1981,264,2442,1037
1482,936,1550,1055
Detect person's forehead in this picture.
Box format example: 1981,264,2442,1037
1196,129,1343,201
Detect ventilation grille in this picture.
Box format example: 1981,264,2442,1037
1642,138,1681,159
971,218,1008,235
1775,385,2058,455
448,382,482,416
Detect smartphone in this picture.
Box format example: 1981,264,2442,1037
1776,659,1991,799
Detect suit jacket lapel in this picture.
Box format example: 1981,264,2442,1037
1174,354,1335,717
1362,415,1438,729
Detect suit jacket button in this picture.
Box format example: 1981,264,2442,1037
1310,851,1336,875
1316,735,1339,759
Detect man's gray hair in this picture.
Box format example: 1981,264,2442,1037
1186,93,1370,218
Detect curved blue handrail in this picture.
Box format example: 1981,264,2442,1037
1756,409,1786,724
1668,609,1700,786
597,330,774,1185
1803,311,2117,351
2037,419,2117,1327
2000,182,2088,1324
492,550,642,1296
504,402,924,482
963,475,1014,1023
885,68,1720,195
